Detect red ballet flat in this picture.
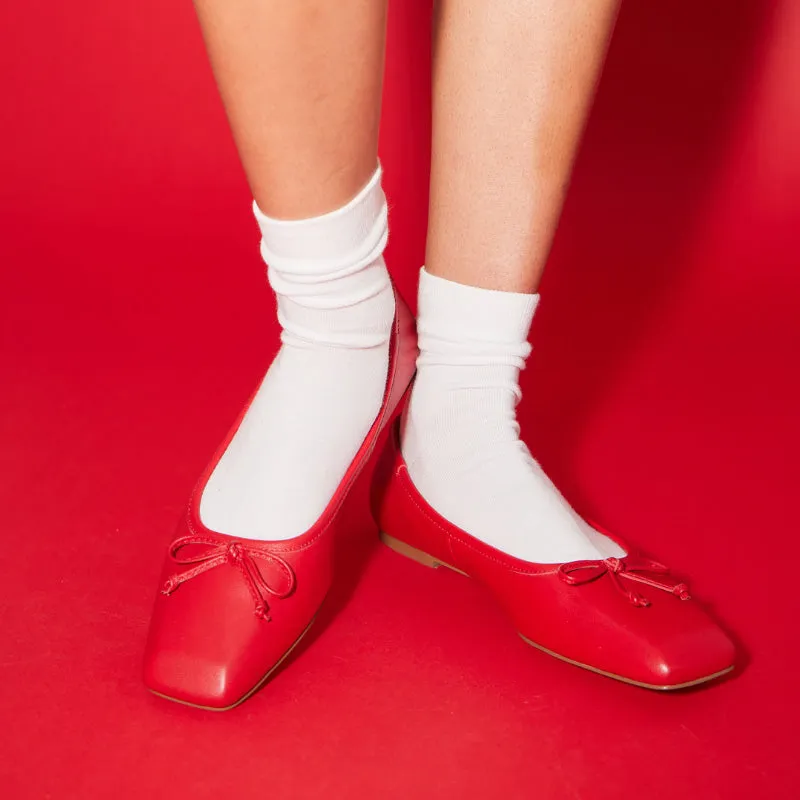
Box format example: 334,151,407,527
371,422,736,690
143,285,418,710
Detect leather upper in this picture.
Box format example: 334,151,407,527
144,285,418,708
372,422,736,689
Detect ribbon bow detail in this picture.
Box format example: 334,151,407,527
162,536,296,621
558,557,691,608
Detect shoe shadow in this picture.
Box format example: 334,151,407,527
523,0,774,516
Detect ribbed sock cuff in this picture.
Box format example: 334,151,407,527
254,166,386,268
417,267,539,345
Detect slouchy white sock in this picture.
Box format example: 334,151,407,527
402,268,624,563
200,167,394,541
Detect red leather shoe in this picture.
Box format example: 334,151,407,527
143,285,417,710
372,422,736,690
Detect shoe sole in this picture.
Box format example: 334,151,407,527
380,532,734,691
148,613,317,712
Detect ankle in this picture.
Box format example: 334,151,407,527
255,165,394,350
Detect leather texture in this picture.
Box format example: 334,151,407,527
143,285,418,709
372,422,736,690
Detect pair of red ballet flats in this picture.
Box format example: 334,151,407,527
143,286,735,710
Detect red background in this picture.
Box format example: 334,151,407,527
1,1,798,797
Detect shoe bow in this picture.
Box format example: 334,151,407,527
161,536,296,621
558,556,691,607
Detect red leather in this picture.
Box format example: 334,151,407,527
143,285,418,710
372,423,736,690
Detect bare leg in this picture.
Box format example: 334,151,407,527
426,0,620,291
403,0,625,564
193,0,387,218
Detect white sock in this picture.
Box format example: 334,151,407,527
199,167,394,541
402,268,625,563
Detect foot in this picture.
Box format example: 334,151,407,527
402,268,624,564
373,423,736,690
143,286,417,710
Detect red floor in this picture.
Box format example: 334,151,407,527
2,2,798,797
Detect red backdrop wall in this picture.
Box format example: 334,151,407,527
1,1,797,797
